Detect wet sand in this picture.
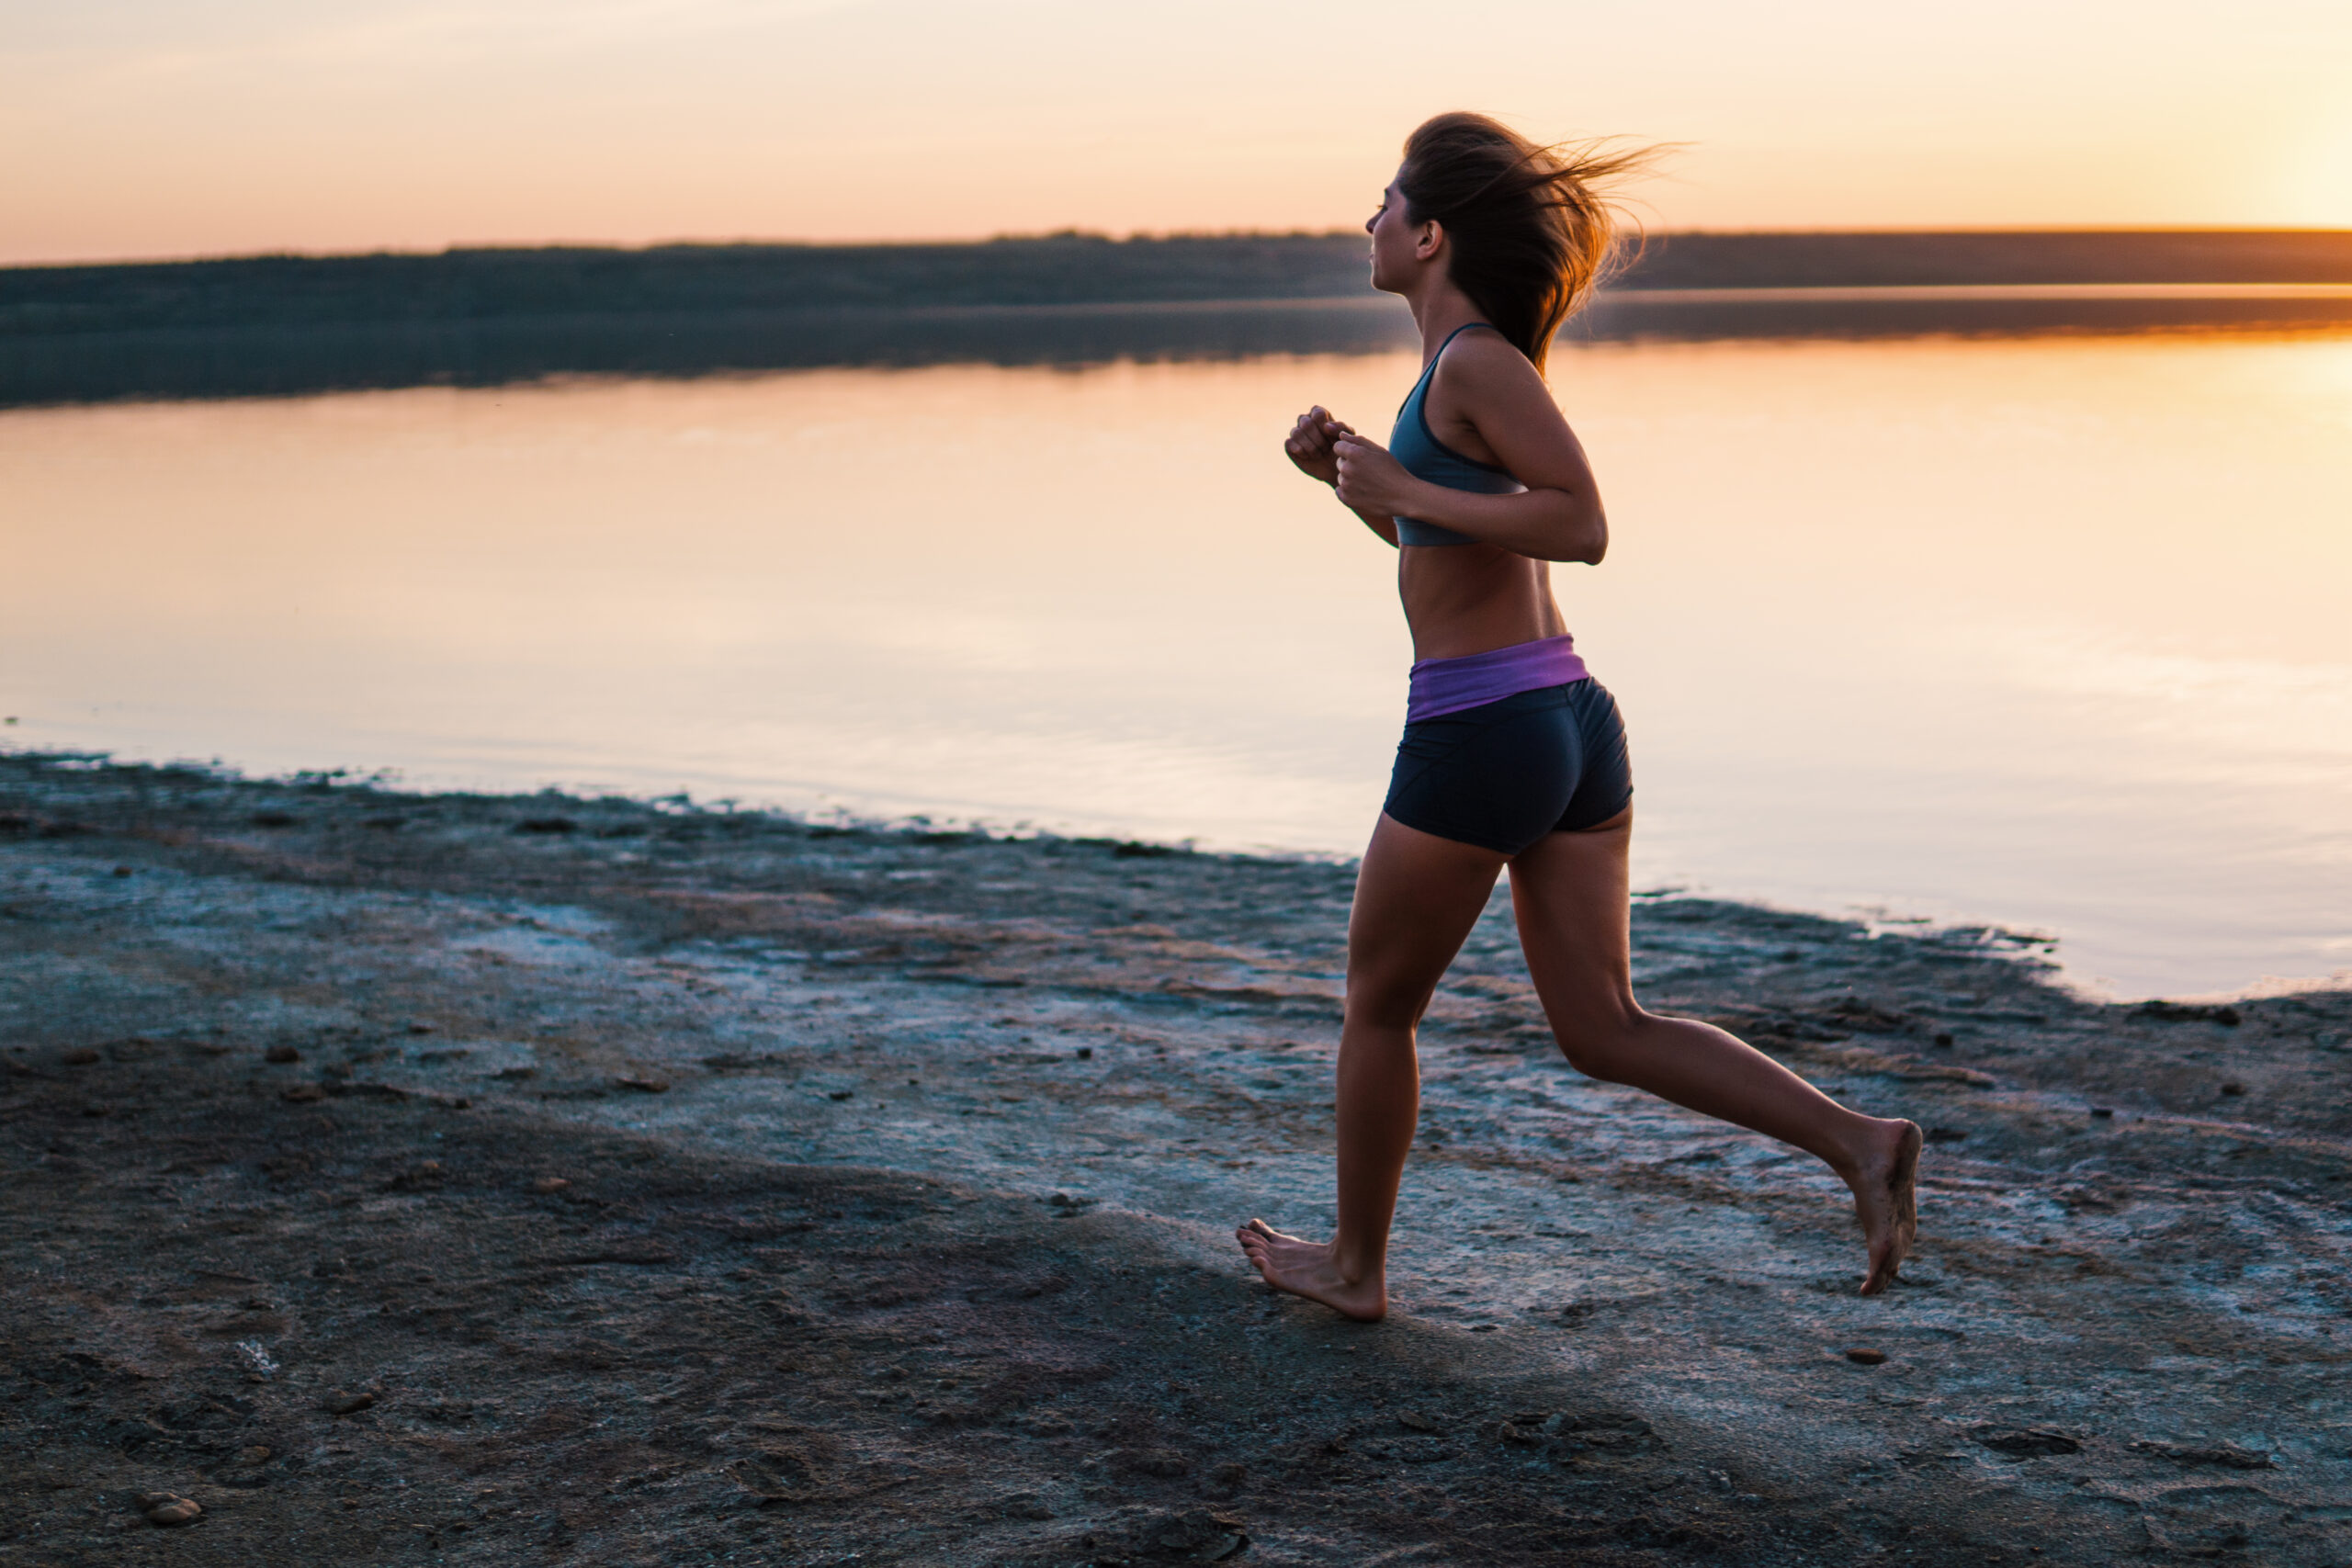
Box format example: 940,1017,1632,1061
4,752,2348,1565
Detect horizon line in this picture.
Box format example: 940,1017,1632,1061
11,223,2352,274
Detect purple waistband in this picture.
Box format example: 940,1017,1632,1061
1407,635,1589,722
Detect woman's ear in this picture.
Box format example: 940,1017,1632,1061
1415,220,1445,263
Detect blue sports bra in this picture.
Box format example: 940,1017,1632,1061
1388,322,1525,547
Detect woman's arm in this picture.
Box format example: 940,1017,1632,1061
1285,405,1401,547
1332,337,1608,564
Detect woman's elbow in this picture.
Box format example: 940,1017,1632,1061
1544,501,1607,564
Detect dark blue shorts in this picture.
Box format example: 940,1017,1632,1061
1382,678,1633,855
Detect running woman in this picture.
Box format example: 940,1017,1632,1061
1238,112,1921,1321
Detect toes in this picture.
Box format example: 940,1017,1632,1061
1859,1246,1900,1296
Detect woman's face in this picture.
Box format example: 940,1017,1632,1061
1365,172,1426,295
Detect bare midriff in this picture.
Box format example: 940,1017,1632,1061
1400,545,1569,663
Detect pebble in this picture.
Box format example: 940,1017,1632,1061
531,1176,571,1194
280,1083,326,1102
1396,1410,1439,1432
2220,1082,2246,1096
265,1045,300,1064
138,1492,202,1527
237,1445,271,1464
1844,1348,1888,1365
617,1076,670,1093
62,1047,100,1066
325,1390,376,1416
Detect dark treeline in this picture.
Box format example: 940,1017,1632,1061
1623,229,2352,290
7,230,2352,338
7,231,2352,408
1,235,1369,337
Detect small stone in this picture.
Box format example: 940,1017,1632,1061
325,1390,376,1416
2090,1106,2114,1118
280,1083,327,1102
238,1444,272,1464
1048,1191,1073,1207
113,865,134,878
1396,1410,1438,1432
1844,1347,1888,1365
404,1021,435,1035
2220,1082,2245,1096
827,1088,852,1100
531,1176,571,1194
1932,1032,1955,1048
265,1045,300,1064
62,1047,100,1066
616,1076,669,1093
141,1494,202,1527
1076,1046,1092,1059
998,1492,1054,1520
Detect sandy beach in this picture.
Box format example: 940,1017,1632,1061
5,750,2349,1565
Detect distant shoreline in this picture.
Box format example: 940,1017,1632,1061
7,232,2352,408
9,230,2352,335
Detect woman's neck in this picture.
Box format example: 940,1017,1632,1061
1405,278,1487,362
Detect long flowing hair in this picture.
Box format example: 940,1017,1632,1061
1397,112,1657,372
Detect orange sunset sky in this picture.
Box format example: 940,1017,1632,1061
5,0,2349,266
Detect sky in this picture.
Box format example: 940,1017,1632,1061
4,0,2350,265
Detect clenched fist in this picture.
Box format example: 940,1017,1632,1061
1283,405,1354,486
1331,434,1417,516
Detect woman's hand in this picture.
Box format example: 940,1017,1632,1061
1283,405,1353,485
1332,434,1419,517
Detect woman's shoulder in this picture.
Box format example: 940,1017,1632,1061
1434,325,1543,395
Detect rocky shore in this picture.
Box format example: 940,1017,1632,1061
4,751,2347,1565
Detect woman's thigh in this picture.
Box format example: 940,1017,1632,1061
1350,813,1509,1027
1506,810,1640,1046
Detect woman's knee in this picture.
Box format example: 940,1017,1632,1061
1344,985,1433,1034
1548,998,1647,1079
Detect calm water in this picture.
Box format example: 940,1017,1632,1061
6,333,2350,999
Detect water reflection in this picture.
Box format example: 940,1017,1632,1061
7,288,2350,409
3,335,2347,998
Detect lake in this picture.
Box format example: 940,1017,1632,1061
5,327,2348,999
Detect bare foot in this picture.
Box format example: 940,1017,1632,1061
1845,1119,1922,1295
1236,1219,1386,1322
